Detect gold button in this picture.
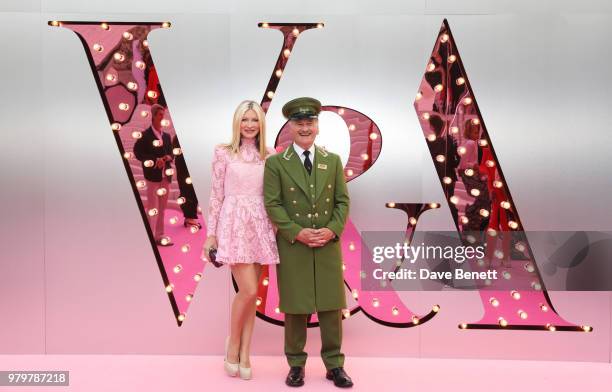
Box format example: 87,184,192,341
293,200,297,204
314,213,319,217
307,213,312,218
312,224,316,228
311,194,315,198
310,184,314,188
312,204,316,208
290,187,295,191
295,213,300,217
325,210,328,215
326,198,330,202
327,184,332,189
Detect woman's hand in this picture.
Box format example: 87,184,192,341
202,236,218,260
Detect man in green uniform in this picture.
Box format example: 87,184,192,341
264,97,353,388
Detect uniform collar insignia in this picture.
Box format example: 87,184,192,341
315,144,328,157
283,145,295,160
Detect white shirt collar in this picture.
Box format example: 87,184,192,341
293,142,315,159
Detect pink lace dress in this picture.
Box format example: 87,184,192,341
206,138,280,265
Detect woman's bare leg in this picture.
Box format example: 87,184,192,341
239,264,262,367
227,263,259,364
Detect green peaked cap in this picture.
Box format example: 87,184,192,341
282,97,322,120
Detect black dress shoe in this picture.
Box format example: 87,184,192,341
285,366,305,387
326,367,353,388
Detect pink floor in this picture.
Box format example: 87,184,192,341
1,355,611,391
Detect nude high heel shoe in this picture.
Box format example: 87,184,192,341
239,364,252,380
224,337,239,377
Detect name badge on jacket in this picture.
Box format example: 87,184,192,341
317,163,327,170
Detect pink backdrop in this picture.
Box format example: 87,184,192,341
1,12,610,364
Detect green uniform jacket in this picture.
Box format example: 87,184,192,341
264,144,350,314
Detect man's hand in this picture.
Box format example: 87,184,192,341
297,228,335,247
295,228,319,246
310,228,335,247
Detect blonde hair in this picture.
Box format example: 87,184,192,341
225,100,267,160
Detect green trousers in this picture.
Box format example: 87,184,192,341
284,309,344,370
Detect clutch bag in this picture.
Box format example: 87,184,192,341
208,247,223,268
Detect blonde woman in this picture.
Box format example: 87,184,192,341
203,100,279,380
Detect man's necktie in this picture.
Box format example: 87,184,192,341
303,150,312,175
